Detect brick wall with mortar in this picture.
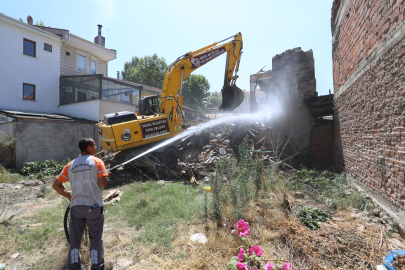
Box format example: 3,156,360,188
270,48,317,158
310,122,335,170
332,0,405,209
332,0,405,91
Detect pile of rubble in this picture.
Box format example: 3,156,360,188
177,120,274,182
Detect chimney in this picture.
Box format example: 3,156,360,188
117,71,120,79
94,24,105,47
27,15,33,25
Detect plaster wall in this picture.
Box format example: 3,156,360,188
14,120,98,169
0,17,61,114
58,100,100,121
98,100,137,122
58,99,137,122
0,121,16,139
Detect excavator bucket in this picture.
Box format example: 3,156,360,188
219,85,244,111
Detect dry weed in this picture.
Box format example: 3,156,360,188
279,216,388,269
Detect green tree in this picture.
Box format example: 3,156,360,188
122,54,167,89
182,74,210,111
205,91,222,110
35,20,49,27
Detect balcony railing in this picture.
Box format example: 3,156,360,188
60,75,145,106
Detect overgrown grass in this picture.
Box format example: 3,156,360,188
0,179,205,269
287,169,375,212
0,169,26,184
106,181,205,248
0,199,69,253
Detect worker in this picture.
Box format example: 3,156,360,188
52,138,111,270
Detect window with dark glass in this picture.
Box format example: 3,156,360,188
23,39,36,57
23,83,35,100
44,43,52,52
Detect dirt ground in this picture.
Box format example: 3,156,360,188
0,177,56,219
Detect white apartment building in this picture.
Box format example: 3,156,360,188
0,14,161,123
0,14,62,116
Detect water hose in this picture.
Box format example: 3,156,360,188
64,206,70,243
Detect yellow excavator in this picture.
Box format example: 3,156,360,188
97,33,243,170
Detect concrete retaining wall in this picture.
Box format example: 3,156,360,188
0,119,99,169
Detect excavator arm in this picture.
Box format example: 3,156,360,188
97,33,244,162
159,32,244,116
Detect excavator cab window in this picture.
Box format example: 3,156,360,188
139,96,160,116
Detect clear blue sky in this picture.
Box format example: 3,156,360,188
2,0,334,96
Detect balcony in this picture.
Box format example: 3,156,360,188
59,75,160,122
60,75,144,106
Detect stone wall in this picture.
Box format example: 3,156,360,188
332,0,405,209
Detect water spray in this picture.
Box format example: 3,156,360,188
107,111,274,173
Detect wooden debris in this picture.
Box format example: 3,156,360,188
103,189,123,204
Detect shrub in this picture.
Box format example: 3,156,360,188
0,131,14,164
294,205,330,230
21,159,69,179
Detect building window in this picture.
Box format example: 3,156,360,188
44,43,52,52
66,51,71,56
77,54,87,72
91,60,97,74
23,38,36,57
23,83,35,100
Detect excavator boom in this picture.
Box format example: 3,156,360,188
160,32,244,113
97,33,244,172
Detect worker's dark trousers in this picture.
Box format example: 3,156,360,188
68,205,104,270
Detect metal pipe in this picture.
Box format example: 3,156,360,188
178,68,184,124
97,24,102,36
180,67,184,95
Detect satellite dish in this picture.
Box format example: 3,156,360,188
27,15,33,25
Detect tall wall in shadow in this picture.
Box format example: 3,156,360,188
270,48,317,163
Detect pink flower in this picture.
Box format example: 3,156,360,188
282,262,293,270
236,219,250,237
235,262,249,270
251,268,259,270
264,262,278,270
248,246,263,257
237,248,246,262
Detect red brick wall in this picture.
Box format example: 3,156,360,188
332,0,405,209
332,0,405,91
334,37,405,209
310,122,335,170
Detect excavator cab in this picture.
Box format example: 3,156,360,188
219,84,244,111
139,96,160,116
